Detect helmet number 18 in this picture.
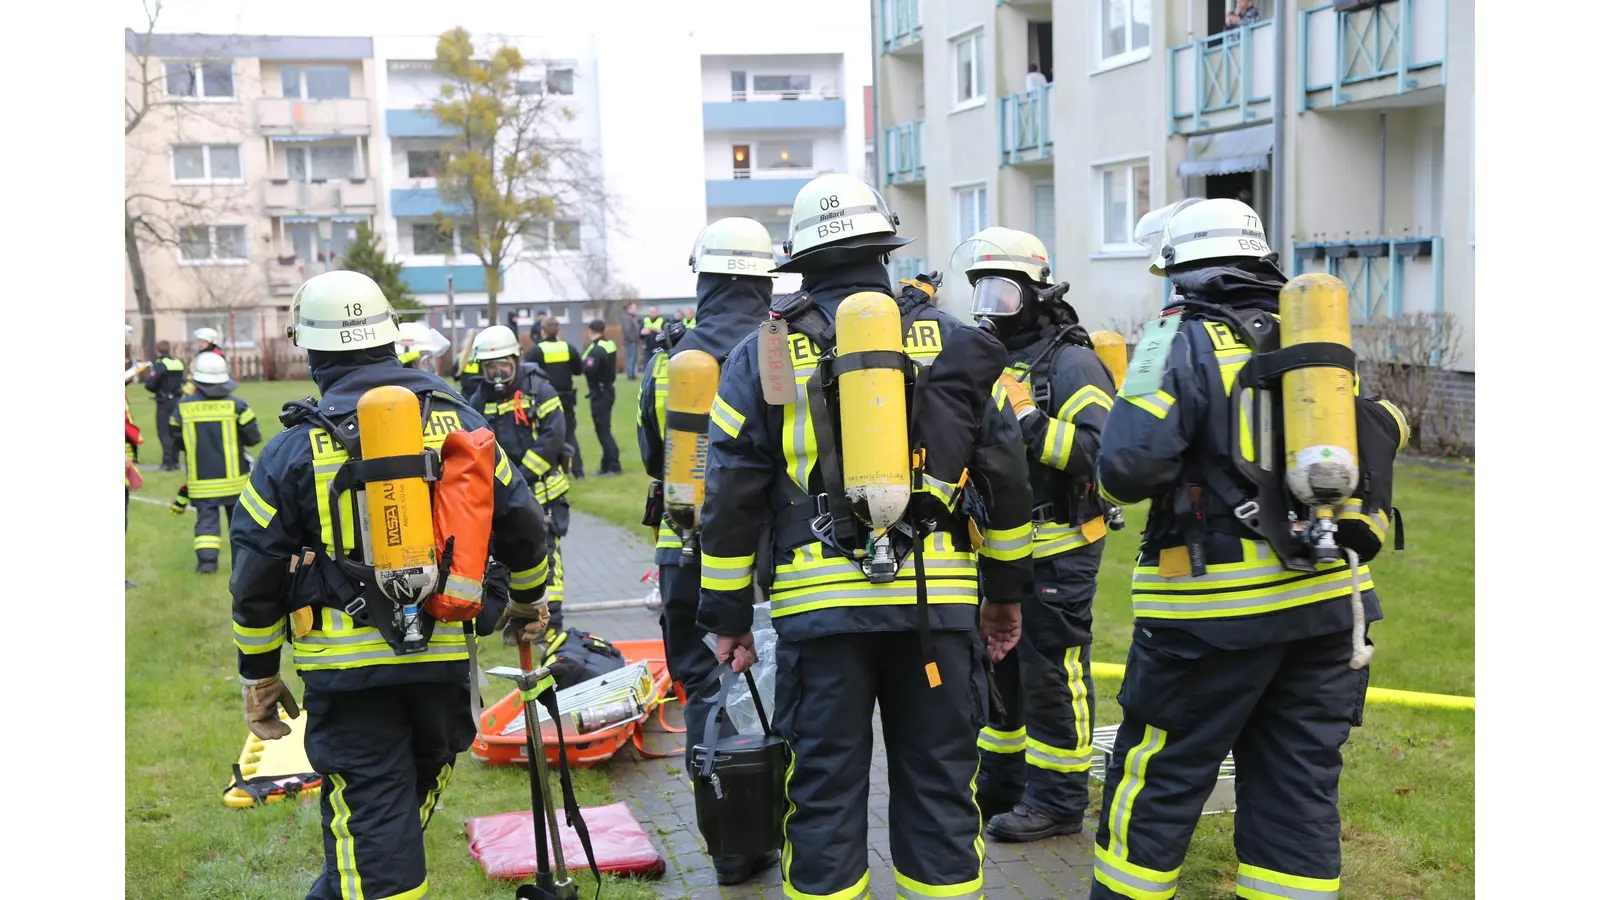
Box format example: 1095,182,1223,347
345,304,364,317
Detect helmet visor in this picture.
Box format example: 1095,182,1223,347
970,276,1026,318
483,359,517,386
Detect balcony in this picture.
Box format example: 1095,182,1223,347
883,120,925,185
265,260,305,297
999,85,1053,166
1169,20,1275,136
705,177,812,208
390,187,468,218
1291,236,1442,323
888,256,928,286
703,96,846,132
879,0,922,55
256,98,371,136
400,264,497,294
1300,0,1447,111
385,109,459,139
261,179,377,217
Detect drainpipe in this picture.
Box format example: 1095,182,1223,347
1271,5,1288,253
1378,112,1388,235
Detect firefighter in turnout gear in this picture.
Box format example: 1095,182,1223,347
954,227,1117,843
1090,199,1408,900
636,216,777,883
696,174,1035,900
468,324,572,635
582,320,624,475
395,321,450,372
170,351,261,574
143,340,187,470
184,327,225,397
530,319,587,479
229,271,552,900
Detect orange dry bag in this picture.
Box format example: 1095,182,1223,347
425,428,498,622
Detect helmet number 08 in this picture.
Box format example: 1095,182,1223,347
820,195,840,211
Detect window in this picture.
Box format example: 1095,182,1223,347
165,61,234,98
952,31,985,107
752,74,812,97
412,222,455,256
552,220,581,251
756,141,813,170
171,144,242,182
285,145,358,181
1097,159,1151,251
732,145,751,177
185,314,258,348
178,225,247,263
955,184,989,240
546,68,575,95
329,220,361,261
281,65,352,100
407,150,445,178
1099,0,1153,68
515,79,544,96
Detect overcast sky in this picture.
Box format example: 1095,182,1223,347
126,0,702,37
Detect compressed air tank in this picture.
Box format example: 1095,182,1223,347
357,386,438,651
1090,330,1129,391
1280,274,1360,509
835,291,911,535
664,350,720,545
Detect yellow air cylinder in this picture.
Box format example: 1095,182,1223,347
1280,274,1360,511
836,291,911,536
664,350,720,545
356,386,439,616
1090,330,1128,391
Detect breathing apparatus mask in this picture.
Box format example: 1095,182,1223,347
483,357,518,389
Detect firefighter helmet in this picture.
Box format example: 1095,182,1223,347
471,325,522,362
191,351,231,384
287,271,400,351
193,326,220,345
775,174,913,273
1137,198,1204,275
690,217,779,278
1159,198,1272,271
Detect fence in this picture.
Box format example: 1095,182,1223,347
126,309,309,382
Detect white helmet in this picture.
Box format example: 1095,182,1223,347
472,324,522,362
952,227,1054,286
395,321,450,357
1137,198,1205,275
287,270,400,351
1159,198,1272,271
775,173,913,273
191,351,231,384
690,217,779,278
193,327,220,345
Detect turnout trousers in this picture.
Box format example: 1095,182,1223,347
776,629,988,900
155,397,181,468
1090,627,1372,900
302,680,476,900
543,497,570,633
657,561,734,751
588,387,622,474
978,540,1103,820
193,496,237,566
560,392,584,477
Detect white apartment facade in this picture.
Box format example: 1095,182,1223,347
872,0,1474,385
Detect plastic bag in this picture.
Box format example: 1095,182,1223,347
704,603,778,736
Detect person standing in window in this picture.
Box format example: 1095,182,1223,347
1025,63,1048,91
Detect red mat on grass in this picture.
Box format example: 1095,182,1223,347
466,802,666,879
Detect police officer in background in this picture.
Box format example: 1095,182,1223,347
640,305,665,350
170,352,261,574
530,318,586,479
469,324,573,634
143,339,187,470
954,227,1117,843
581,320,624,476
230,271,551,900
636,217,777,882
696,174,1035,900
1090,199,1408,900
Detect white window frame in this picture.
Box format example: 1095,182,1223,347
1092,155,1152,256
952,180,991,244
522,219,583,255
164,59,236,102
177,224,250,266
1093,0,1153,74
283,143,362,182
280,64,354,101
750,138,818,175
949,26,986,113
407,220,460,258
170,144,245,185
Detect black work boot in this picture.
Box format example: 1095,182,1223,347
714,850,780,885
977,792,1015,823
985,802,1083,842
196,560,218,575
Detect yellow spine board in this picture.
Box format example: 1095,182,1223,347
356,386,438,593
836,291,911,534
1090,330,1129,391
664,349,720,526
1279,274,1359,508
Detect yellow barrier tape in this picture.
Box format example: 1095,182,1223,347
1087,662,1474,711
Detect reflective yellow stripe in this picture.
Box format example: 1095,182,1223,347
919,474,960,512
893,869,982,900
1040,417,1076,469
710,395,746,439
194,535,223,550
652,353,670,441
442,573,483,602
545,547,564,605
521,449,552,475
1066,644,1091,759
534,470,570,504
1094,844,1179,900
418,763,452,829
239,481,277,528
655,524,683,550
978,522,1033,561
1108,724,1167,860
978,725,1025,754
1132,553,1375,619
783,869,868,900
1123,390,1175,420
1034,519,1105,557
1058,384,1113,421
233,619,286,654
538,396,563,418
1239,387,1256,463
511,558,549,591
769,540,979,617
1377,399,1410,452
494,448,513,485
701,553,755,591
1336,499,1389,545
329,773,366,900
1236,864,1340,900
1025,736,1093,773
1098,476,1135,508
238,407,256,426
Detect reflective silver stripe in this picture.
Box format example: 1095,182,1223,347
1026,742,1093,769
314,461,344,477
700,247,773,260
775,557,975,584
921,475,958,510
1045,417,1070,464
983,531,1033,553
979,729,1026,752
295,641,467,666
701,561,754,581
298,621,466,646
510,567,546,590
1168,226,1264,245
1130,392,1174,415
1132,562,1287,586
792,202,882,231
1133,573,1375,615
769,582,978,612
788,380,813,488
1235,875,1339,900
443,574,483,602
298,310,395,329
1095,857,1178,897
233,625,285,647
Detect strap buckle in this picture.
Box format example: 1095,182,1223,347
1030,503,1057,525
1234,500,1261,522
342,596,367,618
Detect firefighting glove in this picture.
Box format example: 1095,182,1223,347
997,374,1038,420
240,675,300,740
170,495,190,516
498,597,551,647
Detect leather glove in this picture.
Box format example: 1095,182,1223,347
997,374,1037,420
241,675,300,740
498,598,550,648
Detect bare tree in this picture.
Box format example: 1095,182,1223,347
570,245,639,327
1103,316,1147,348
1353,311,1466,456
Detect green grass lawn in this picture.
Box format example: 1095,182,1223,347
127,377,1473,899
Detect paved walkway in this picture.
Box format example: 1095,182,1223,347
559,509,1097,899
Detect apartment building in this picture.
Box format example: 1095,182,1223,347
124,30,381,363
872,1,1474,395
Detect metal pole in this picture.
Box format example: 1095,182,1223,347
1378,112,1388,235
446,274,457,371
1272,9,1289,253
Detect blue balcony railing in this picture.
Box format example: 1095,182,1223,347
705,177,812,208
702,98,846,131
888,256,929,286
879,0,922,54
399,264,498,294
883,120,925,185
386,109,457,139
1168,20,1275,135
999,85,1052,165
1300,0,1448,110
1290,237,1443,324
